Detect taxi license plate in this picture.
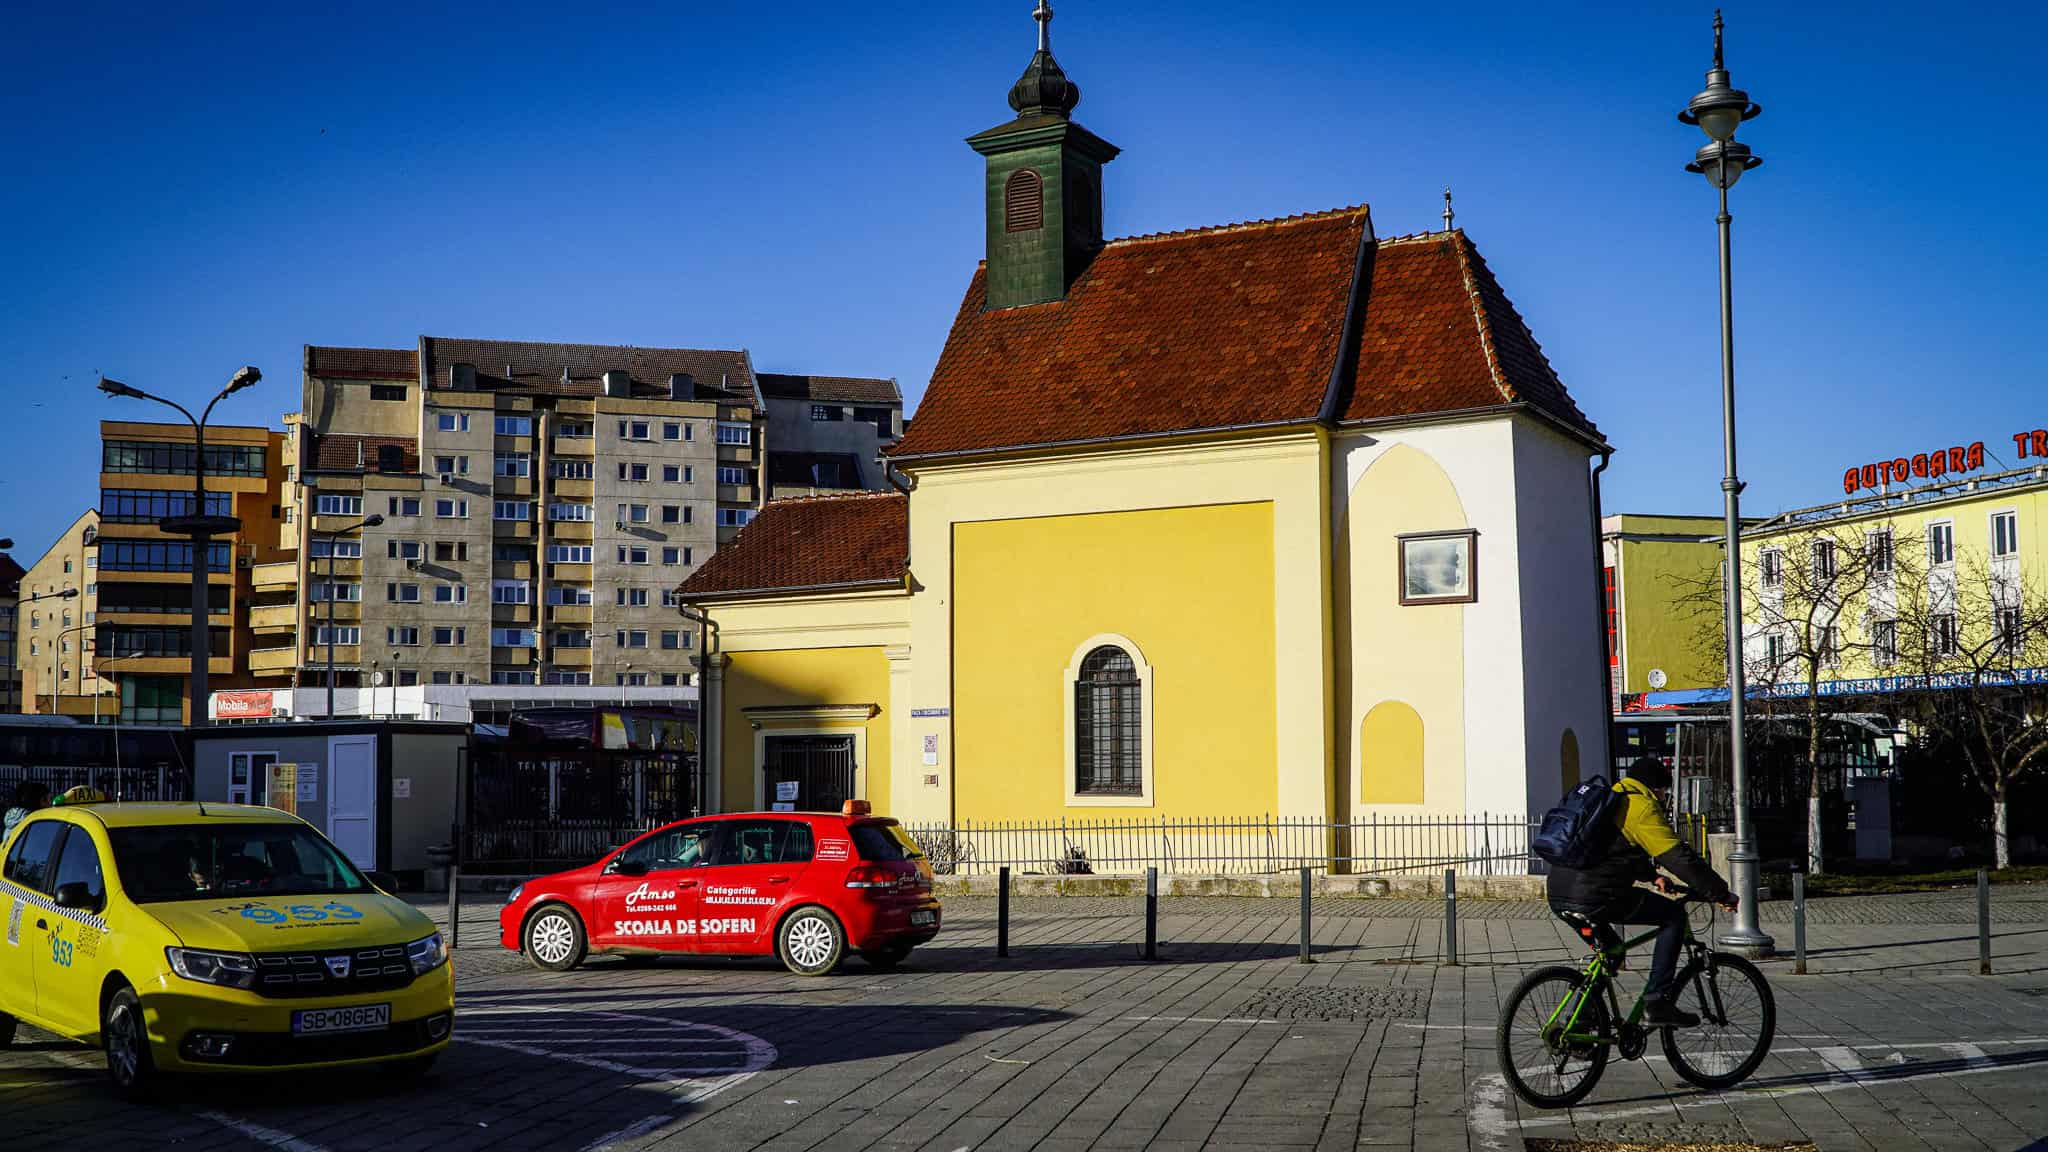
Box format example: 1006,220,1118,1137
292,1004,390,1036
910,910,936,926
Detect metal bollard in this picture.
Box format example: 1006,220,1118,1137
1979,869,1992,975
1792,871,1806,975
1143,866,1159,961
997,866,1011,959
1299,866,1315,964
447,862,461,950
1443,869,1458,966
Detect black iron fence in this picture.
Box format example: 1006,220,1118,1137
463,745,697,874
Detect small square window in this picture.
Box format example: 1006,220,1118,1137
1397,531,1478,605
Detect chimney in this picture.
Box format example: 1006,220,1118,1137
668,373,693,400
449,363,476,391
602,370,631,398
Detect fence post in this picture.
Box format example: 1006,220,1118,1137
1791,870,1806,975
1299,865,1315,964
1978,869,1992,975
1443,869,1458,966
1143,866,1159,961
998,866,1011,959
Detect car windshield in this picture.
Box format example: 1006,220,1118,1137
851,821,924,862
109,823,372,903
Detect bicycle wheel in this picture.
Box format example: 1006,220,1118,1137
1497,965,1610,1108
1659,952,1775,1089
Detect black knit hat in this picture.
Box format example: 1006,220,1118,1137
1627,755,1673,789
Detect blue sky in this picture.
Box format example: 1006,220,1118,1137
3,2,2042,561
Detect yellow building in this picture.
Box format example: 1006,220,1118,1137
677,15,1613,833
1602,513,1725,697
15,510,101,716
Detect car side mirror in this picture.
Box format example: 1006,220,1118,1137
367,871,400,892
610,858,648,878
53,882,98,911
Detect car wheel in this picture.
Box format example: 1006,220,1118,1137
777,907,845,976
859,943,914,970
524,905,587,972
103,987,158,1100
379,1054,437,1084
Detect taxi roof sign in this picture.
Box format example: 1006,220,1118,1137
51,785,109,806
841,799,872,817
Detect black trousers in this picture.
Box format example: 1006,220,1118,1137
1590,889,1688,1003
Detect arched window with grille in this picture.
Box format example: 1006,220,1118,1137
1065,636,1152,804
1003,168,1044,233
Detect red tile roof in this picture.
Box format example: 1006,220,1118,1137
889,209,1598,459
303,346,418,381
307,434,419,474
758,373,902,405
677,492,908,600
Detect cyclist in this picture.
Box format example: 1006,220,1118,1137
1546,755,1736,1026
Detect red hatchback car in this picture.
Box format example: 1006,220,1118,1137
498,803,940,976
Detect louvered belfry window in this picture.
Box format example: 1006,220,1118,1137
1004,168,1044,233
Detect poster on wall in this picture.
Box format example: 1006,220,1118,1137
267,763,298,815
296,763,320,803
216,690,275,720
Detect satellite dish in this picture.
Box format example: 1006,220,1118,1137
1648,668,1668,690
372,671,387,686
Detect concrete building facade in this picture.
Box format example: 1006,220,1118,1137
757,373,902,498
15,511,100,716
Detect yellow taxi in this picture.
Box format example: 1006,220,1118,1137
0,798,453,1096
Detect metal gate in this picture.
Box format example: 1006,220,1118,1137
762,735,856,813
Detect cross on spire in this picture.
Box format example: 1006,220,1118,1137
1035,0,1053,53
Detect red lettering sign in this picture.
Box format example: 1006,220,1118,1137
1842,441,1986,495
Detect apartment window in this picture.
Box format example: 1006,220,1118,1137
616,673,649,687
366,384,407,402
1867,529,1894,575
615,630,648,648
810,404,841,422
546,545,593,564
1760,549,1783,588
387,626,420,646
98,625,228,659
1873,619,1899,667
617,462,649,482
433,585,468,604
315,494,363,517
388,540,423,561
1765,632,1787,668
619,421,651,441
660,465,681,483
549,503,593,522
99,488,231,523
855,406,893,436
660,630,682,650
662,422,682,441
436,412,470,433
489,670,535,686
435,498,468,519
615,503,649,524
430,671,467,685
1811,540,1837,582
717,508,754,528
432,627,466,646
491,628,535,647
661,547,682,566
545,672,593,686
433,541,467,563
545,585,593,605
556,421,592,439
1933,613,1959,658
1928,522,1955,567
717,422,751,445
386,583,420,603
308,538,363,559
717,466,748,486
616,546,649,565
434,455,468,475
396,671,418,687
491,580,530,605
494,501,531,522
616,588,649,607
661,505,682,524
388,497,421,518
493,543,534,563
312,626,362,646
552,459,593,480
494,415,533,437
553,629,592,648
660,674,680,687
85,555,96,569
102,440,265,477
1993,511,2020,559
1997,604,2023,656
308,582,361,602
495,453,531,477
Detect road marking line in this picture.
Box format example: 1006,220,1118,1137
1817,1046,1866,1073
1942,1042,1992,1069
1119,1015,1280,1025
579,1111,676,1152
197,1112,329,1152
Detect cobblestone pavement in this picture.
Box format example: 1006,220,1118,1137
8,888,2048,1151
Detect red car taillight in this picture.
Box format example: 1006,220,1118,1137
845,865,902,892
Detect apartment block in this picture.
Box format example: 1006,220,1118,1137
15,510,100,716
0,552,24,712
758,373,903,498
284,338,766,692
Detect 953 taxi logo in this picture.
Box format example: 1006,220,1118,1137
212,902,367,928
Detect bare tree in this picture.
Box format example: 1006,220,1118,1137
1678,518,1911,874
1890,547,2048,869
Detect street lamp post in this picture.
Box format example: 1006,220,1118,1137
98,367,262,727
1679,10,1772,955
316,514,384,720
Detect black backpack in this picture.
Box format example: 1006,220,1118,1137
1531,775,1621,869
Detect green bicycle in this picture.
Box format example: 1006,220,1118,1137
1496,893,1775,1108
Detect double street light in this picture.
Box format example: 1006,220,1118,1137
97,366,263,727
1678,11,1773,955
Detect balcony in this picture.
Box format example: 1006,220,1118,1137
549,478,594,499
248,603,299,633
493,646,534,666
547,603,593,625
309,601,362,622
716,444,756,465
717,484,756,505
251,561,299,592
248,646,298,675
491,603,534,625
549,646,593,667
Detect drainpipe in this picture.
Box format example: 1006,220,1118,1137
1589,450,1615,773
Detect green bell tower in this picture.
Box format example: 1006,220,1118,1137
968,1,1120,310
